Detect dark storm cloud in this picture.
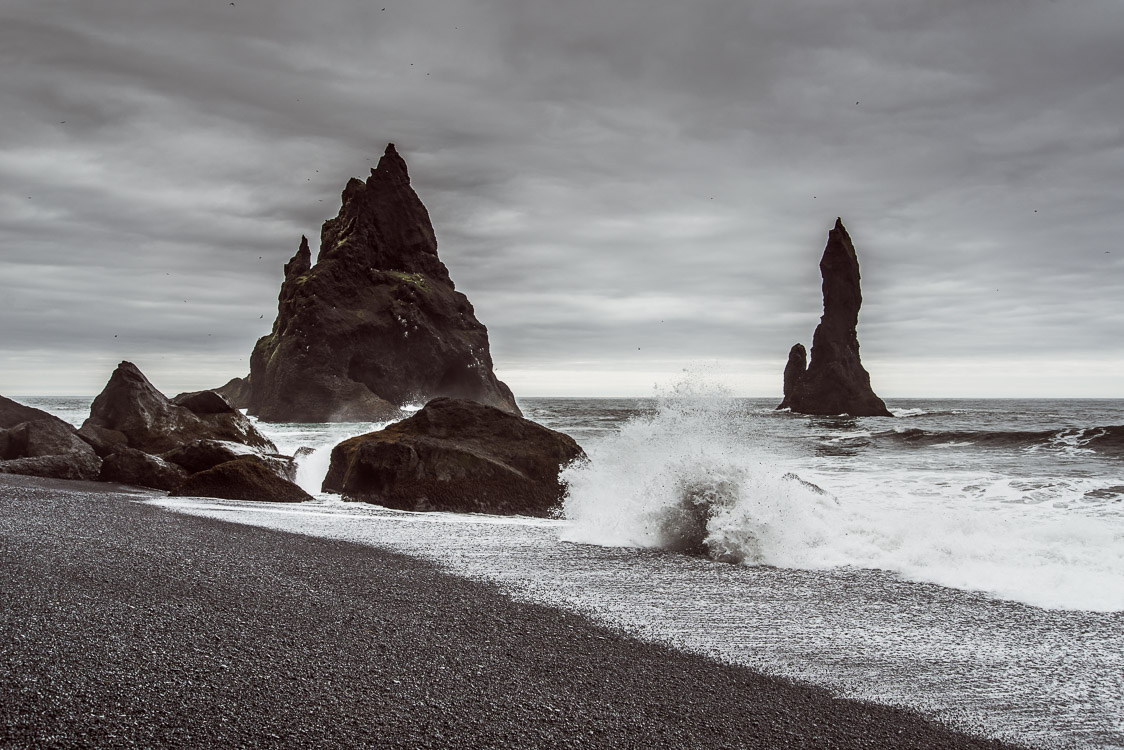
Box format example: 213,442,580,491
1,0,1121,397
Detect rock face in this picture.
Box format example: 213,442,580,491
247,144,520,423
161,439,296,482
171,456,312,503
99,447,188,491
214,376,252,409
0,453,103,482
0,396,102,481
323,397,583,516
0,396,67,430
172,390,235,414
84,362,276,454
778,219,891,417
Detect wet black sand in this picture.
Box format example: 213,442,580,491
1,474,1019,749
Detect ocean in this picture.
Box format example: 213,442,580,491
28,393,1124,749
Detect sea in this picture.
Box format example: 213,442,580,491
27,392,1124,749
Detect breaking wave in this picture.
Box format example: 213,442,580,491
825,425,1124,457
560,390,1124,611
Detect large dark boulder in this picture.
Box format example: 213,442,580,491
171,456,312,503
99,446,188,491
76,423,128,457
322,397,583,516
0,396,103,481
0,453,102,482
161,439,257,474
1,419,93,460
161,439,296,481
83,362,276,454
778,219,891,417
0,395,69,430
172,390,236,415
246,144,520,423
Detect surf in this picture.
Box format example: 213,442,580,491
560,388,1124,612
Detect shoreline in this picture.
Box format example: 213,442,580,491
1,474,1018,748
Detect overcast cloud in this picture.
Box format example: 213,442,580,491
2,0,1121,398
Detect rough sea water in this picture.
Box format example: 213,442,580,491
31,393,1124,749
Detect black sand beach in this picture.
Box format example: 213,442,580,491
1,474,1016,749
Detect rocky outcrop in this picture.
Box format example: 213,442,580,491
778,219,891,417
213,376,252,410
2,418,92,459
84,362,276,454
322,397,583,516
77,424,128,457
0,453,102,482
0,397,102,481
161,439,296,482
0,396,68,430
99,447,188,491
246,144,520,423
171,456,312,503
172,390,235,414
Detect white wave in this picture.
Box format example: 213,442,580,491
257,421,394,496
294,443,336,495
561,387,1124,612
890,407,928,417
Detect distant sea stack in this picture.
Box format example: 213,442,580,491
778,218,891,417
247,143,520,423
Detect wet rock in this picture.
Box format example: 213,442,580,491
322,397,583,516
1,419,93,460
99,446,188,491
171,456,312,503
778,219,891,417
171,390,236,415
0,401,103,481
0,395,68,430
161,439,295,482
77,423,129,457
84,362,276,454
247,144,519,423
0,453,102,482
161,439,258,474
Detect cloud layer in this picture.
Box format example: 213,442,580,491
2,0,1121,397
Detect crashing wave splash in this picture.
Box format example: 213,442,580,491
560,384,1124,611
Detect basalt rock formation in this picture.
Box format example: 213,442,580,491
0,396,68,430
778,219,891,417
247,143,519,423
84,362,276,454
214,376,252,410
0,403,103,482
99,447,189,491
171,456,312,503
322,397,584,516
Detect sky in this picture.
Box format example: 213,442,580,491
2,0,1122,399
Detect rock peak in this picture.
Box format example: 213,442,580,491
245,147,520,422
777,219,890,417
284,235,312,279
371,142,410,186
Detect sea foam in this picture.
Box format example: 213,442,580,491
560,388,1124,612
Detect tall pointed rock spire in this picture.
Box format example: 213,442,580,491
778,218,891,417
246,143,519,423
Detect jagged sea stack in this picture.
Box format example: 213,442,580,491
247,143,520,422
778,218,891,417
